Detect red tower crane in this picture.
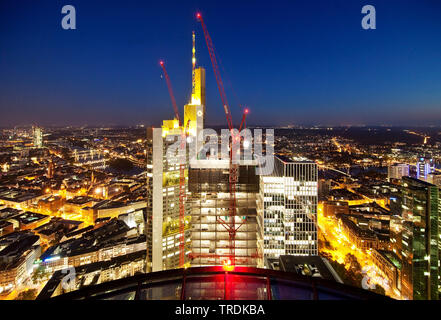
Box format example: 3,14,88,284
160,61,181,125
196,13,249,267
159,60,189,267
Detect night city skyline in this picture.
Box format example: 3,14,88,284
1,0,441,127
1,0,441,308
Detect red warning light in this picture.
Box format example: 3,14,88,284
223,259,234,271
244,108,249,114
159,60,164,66
196,12,201,20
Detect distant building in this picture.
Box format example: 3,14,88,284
388,163,409,181
37,250,146,299
260,155,318,259
328,188,366,206
38,196,65,214
427,172,441,187
416,155,434,181
390,177,440,300
0,188,45,210
322,200,349,217
371,249,402,295
12,212,51,231
33,126,43,148
47,159,55,179
0,220,14,237
0,231,41,294
337,214,379,250
38,219,145,273
72,149,106,170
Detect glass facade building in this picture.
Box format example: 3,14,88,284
390,177,440,300
260,156,318,259
416,155,434,181
188,160,262,268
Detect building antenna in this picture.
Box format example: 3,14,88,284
191,31,196,104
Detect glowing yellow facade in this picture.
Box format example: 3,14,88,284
185,67,205,137
190,67,206,107
161,118,181,138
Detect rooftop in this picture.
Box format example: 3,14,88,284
38,266,389,300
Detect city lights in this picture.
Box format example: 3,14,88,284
0,1,440,307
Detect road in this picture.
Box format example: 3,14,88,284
317,206,400,299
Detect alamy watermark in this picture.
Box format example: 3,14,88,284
61,5,76,30
361,266,376,290
161,128,275,176
61,266,76,291
361,5,376,30
61,4,376,31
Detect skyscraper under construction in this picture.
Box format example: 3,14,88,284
188,158,263,268
146,30,263,271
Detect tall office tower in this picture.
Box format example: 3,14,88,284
33,126,43,148
146,124,192,272
259,156,318,260
188,159,263,268
390,177,440,300
416,155,434,181
146,32,207,272
388,163,409,181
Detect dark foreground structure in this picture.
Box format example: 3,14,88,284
38,266,389,300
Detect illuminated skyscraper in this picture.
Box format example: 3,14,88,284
146,125,192,272
146,32,205,272
33,126,43,148
260,156,318,259
416,155,434,181
390,177,440,300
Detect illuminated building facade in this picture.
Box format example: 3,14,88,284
427,172,441,187
188,159,263,268
260,156,318,259
146,98,204,273
185,31,206,137
146,32,206,272
146,126,191,272
388,163,409,181
33,126,43,148
0,232,41,294
72,149,107,170
390,177,440,300
416,155,434,181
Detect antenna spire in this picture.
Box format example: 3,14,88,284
191,31,196,102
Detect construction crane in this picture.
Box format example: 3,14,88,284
160,61,181,125
159,60,189,267
196,12,249,267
